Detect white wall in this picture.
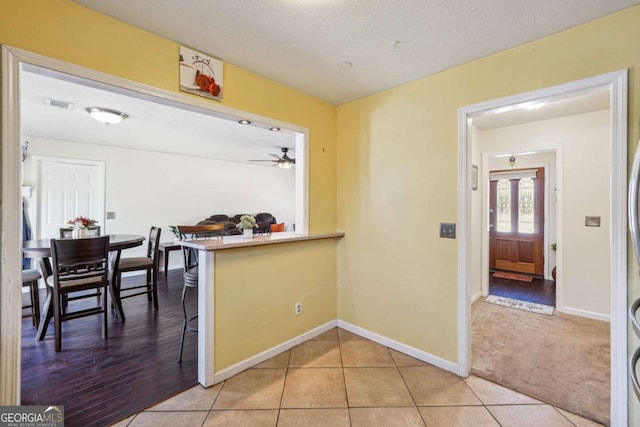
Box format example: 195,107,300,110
472,109,611,319
23,136,296,271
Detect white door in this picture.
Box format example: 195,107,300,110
34,157,105,239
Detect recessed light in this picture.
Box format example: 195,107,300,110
238,119,251,125
86,107,128,125
269,127,281,132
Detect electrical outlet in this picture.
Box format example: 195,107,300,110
295,302,302,316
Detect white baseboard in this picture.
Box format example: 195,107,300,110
471,292,482,303
212,318,463,385
213,320,337,384
336,320,459,375
558,306,610,322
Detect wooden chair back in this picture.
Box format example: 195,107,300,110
50,236,110,288
147,226,162,264
176,224,223,272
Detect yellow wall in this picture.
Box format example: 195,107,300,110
0,0,338,373
215,239,337,370
337,5,640,364
0,0,337,234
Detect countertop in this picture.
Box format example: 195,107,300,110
180,231,344,251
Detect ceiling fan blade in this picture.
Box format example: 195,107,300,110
249,159,277,162
269,153,281,159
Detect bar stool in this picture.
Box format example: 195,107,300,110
176,224,223,362
21,269,42,328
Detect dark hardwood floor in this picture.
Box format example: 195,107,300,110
21,269,197,427
488,272,556,306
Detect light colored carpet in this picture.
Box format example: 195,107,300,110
471,299,610,425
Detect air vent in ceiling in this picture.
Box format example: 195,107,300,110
45,98,74,110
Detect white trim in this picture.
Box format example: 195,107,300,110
559,307,610,322
471,292,482,303
0,43,22,406
489,169,538,180
198,250,216,386
336,320,460,374
213,320,337,384
555,147,565,310
458,70,628,426
0,44,311,402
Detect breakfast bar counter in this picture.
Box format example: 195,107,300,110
181,232,344,387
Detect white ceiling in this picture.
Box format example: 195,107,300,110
21,66,298,165
471,85,610,130
71,0,640,105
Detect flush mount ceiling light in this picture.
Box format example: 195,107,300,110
86,107,128,125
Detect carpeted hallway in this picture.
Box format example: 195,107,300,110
471,299,610,425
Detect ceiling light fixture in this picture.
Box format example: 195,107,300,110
278,158,294,169
337,61,353,71
86,107,128,125
269,127,281,132
238,119,251,125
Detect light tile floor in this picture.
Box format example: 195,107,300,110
110,328,604,427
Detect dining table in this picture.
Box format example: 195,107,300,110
22,234,145,339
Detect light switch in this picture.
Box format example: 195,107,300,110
440,223,456,239
585,216,600,227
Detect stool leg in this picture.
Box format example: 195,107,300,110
178,284,188,362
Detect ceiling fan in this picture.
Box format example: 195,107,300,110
249,147,295,169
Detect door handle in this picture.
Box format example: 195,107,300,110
628,139,640,265
631,347,640,401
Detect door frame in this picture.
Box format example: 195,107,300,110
0,45,310,404
457,70,628,425
30,155,106,239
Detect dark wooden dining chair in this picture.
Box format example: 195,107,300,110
40,236,110,352
21,269,42,329
59,226,103,309
113,226,161,321
176,224,223,362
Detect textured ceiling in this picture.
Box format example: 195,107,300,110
71,0,640,104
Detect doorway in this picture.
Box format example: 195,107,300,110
457,70,628,425
0,45,310,407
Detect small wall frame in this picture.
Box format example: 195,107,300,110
179,46,224,102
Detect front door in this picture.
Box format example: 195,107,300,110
489,167,545,276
